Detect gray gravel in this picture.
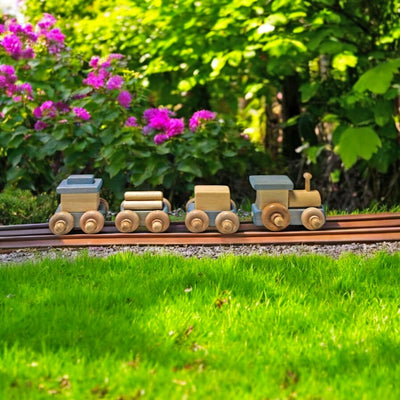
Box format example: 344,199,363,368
1,241,400,265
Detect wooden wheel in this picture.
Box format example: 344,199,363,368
185,198,195,211
230,199,237,210
115,210,140,233
163,198,172,212
99,197,109,213
261,202,290,231
215,211,240,234
185,210,209,233
145,210,170,233
301,207,325,230
79,210,104,234
49,211,74,235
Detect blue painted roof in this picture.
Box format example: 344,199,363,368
56,174,103,194
249,175,294,190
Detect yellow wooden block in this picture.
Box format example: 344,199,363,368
124,191,163,201
288,190,321,207
194,185,231,211
255,190,288,209
122,200,163,210
60,193,99,212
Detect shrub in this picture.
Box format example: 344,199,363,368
0,188,57,225
0,13,267,207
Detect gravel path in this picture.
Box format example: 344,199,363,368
1,241,400,265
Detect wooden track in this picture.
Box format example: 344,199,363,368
0,213,400,250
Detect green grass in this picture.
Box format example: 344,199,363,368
1,252,400,399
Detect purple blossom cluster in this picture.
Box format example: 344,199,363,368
125,116,138,127
0,64,32,101
189,110,216,132
143,108,185,144
0,14,65,60
83,54,132,108
33,100,78,131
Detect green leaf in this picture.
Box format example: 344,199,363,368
373,99,393,127
300,82,321,102
332,52,358,72
334,127,382,169
354,59,400,94
177,160,203,177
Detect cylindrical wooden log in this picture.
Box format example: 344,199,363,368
124,191,163,201
122,200,163,210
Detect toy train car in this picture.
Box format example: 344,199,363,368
48,173,325,235
250,173,325,231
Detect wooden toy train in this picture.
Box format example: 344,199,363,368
48,173,326,235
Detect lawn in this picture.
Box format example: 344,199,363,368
0,251,399,399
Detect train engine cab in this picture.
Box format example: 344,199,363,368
115,191,171,233
185,185,240,234
49,174,108,235
250,173,325,231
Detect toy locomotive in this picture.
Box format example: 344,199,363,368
48,172,325,235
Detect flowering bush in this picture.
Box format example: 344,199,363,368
0,13,265,205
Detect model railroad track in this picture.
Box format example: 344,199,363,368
1,213,400,250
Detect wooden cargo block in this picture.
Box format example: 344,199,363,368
122,200,163,210
288,190,321,207
60,192,99,212
255,190,289,209
124,191,163,201
194,185,231,211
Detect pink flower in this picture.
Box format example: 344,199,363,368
34,101,58,118
89,56,99,68
46,28,65,44
22,24,38,42
125,116,138,127
34,120,48,131
40,101,57,118
154,133,169,145
21,48,35,59
144,108,172,131
1,34,22,58
33,107,42,118
17,82,33,97
83,71,105,89
142,125,153,135
9,21,23,34
55,102,70,113
117,90,131,108
107,75,124,90
143,108,173,122
189,110,216,132
166,118,184,137
0,65,17,84
73,107,91,120
38,13,57,31
46,28,65,55
107,53,124,61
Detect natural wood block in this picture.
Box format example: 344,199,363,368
255,190,289,209
194,185,231,211
124,191,163,201
60,193,99,212
288,190,321,207
122,200,163,210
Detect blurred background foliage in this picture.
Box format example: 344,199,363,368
2,0,400,210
